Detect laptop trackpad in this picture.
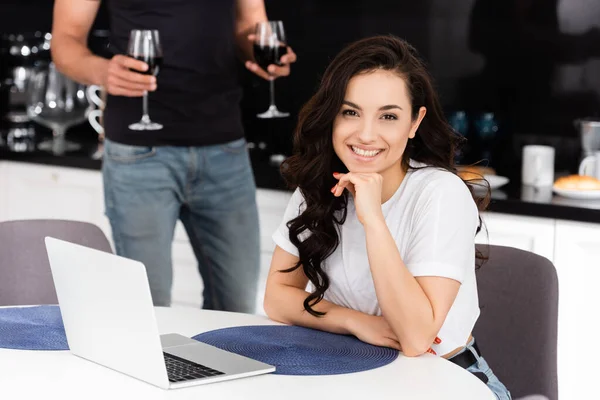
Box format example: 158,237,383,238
160,333,199,348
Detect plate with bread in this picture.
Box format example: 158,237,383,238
553,175,600,200
457,166,509,190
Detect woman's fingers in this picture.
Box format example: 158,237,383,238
335,178,351,197
335,180,355,197
332,173,347,197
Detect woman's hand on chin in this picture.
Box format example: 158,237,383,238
331,171,385,226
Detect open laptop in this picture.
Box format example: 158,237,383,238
44,237,275,390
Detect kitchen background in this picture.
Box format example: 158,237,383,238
1,2,600,399
1,0,600,180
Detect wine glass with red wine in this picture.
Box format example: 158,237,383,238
254,21,289,119
127,29,163,130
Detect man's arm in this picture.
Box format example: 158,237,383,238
234,0,268,62
52,0,155,96
51,0,108,85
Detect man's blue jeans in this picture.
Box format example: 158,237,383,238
102,137,260,313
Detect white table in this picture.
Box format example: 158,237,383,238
0,307,495,400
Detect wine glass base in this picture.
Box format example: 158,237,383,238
128,121,163,131
257,106,290,119
38,139,81,156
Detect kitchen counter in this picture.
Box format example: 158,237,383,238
2,143,600,224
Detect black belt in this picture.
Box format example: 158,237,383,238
448,340,489,384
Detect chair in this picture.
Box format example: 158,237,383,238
474,245,558,400
0,219,112,306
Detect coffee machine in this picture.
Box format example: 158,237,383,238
577,118,600,159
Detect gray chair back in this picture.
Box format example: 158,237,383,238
474,244,558,400
0,219,112,306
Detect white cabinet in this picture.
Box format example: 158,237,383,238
0,161,111,241
553,220,600,400
477,212,555,262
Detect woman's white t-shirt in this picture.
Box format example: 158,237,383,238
272,160,480,355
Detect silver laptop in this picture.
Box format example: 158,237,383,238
44,237,275,390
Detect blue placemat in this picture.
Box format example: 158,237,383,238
0,305,68,350
193,325,399,375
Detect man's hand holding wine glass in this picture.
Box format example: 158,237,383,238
244,40,296,80
103,54,157,98
245,21,295,119
244,20,296,80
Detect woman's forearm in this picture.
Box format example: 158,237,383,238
364,220,437,356
264,285,361,335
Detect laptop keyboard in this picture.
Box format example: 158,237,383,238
163,352,225,383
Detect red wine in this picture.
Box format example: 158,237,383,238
253,44,287,71
130,55,162,76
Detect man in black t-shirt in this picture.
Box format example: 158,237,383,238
51,0,296,311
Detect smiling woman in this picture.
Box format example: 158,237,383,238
332,69,426,203
263,35,511,399
274,35,483,318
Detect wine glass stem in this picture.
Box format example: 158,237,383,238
142,91,150,123
53,128,65,138
269,78,276,108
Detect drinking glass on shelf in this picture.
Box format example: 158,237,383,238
26,62,89,155
253,21,289,119
127,29,163,130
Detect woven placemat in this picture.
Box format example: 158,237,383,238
193,325,398,375
0,305,68,350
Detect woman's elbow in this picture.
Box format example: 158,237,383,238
262,295,277,320
400,339,434,358
263,289,285,323
401,346,427,358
